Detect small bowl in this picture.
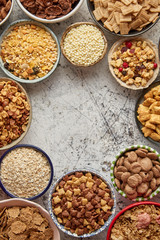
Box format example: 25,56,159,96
0,198,60,240
0,144,54,200
87,0,160,37
0,78,32,151
0,0,14,26
48,169,116,238
108,37,159,90
16,0,84,23
110,145,160,201
107,201,160,240
61,22,107,67
0,19,60,84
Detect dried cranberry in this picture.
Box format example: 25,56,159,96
119,67,123,72
125,41,132,49
154,63,158,69
121,47,128,53
123,62,128,68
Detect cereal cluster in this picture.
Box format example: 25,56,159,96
110,204,160,239
110,40,157,87
52,172,114,236
20,0,79,19
0,0,11,22
114,148,160,200
92,0,160,35
137,85,160,142
0,80,30,148
1,24,58,80
0,206,53,239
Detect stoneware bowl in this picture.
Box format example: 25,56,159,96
106,201,160,240
0,0,14,26
61,22,108,67
0,144,54,200
0,78,32,151
48,168,116,238
16,0,84,23
0,19,60,84
108,37,159,90
110,145,160,201
87,0,160,37
0,198,60,240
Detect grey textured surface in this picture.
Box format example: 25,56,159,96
0,0,160,239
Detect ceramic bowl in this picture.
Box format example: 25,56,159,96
0,19,60,84
106,201,160,240
110,145,160,201
108,37,159,90
0,144,54,200
0,78,32,151
48,169,116,238
0,198,60,240
61,22,107,67
16,0,84,23
0,0,14,26
87,0,160,37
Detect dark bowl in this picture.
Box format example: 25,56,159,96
86,0,160,37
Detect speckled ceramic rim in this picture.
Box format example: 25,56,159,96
0,19,61,84
0,144,54,200
0,0,14,26
48,168,116,238
106,201,160,240
16,0,84,23
110,145,160,201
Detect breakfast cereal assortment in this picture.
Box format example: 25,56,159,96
110,39,158,88
137,85,160,142
91,0,160,35
0,0,12,22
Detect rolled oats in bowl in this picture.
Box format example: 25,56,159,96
0,144,54,200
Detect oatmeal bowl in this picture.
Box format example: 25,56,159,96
0,144,54,200
0,198,60,240
110,145,160,201
0,78,31,150
0,19,60,84
108,38,159,90
107,201,160,240
48,169,116,237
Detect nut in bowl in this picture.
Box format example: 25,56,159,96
110,145,160,201
0,198,60,240
0,0,14,26
0,19,60,84
48,169,116,237
0,144,54,200
61,22,107,67
0,78,31,150
108,38,159,90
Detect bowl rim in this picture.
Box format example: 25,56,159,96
110,144,160,201
0,198,60,240
0,0,14,26
106,201,160,240
108,37,160,90
0,19,61,84
60,21,108,67
0,144,54,200
15,0,84,23
0,77,32,151
86,0,160,37
48,168,116,238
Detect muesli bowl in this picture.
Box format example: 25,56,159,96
106,201,160,240
110,145,160,201
0,144,54,200
108,37,159,90
0,198,60,240
0,77,32,151
0,0,14,26
48,169,116,238
0,19,60,84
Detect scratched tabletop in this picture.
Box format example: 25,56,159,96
0,1,160,240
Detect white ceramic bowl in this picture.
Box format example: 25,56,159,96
0,0,14,26
16,0,84,23
0,198,60,240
